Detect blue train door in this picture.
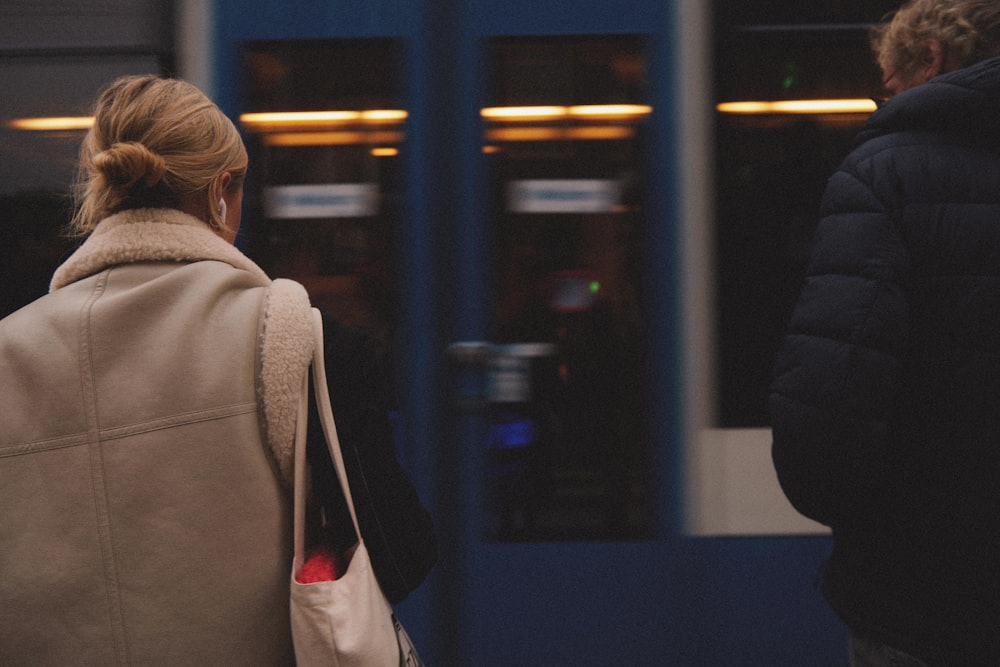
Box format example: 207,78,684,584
424,3,689,663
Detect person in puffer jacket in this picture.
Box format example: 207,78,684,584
770,1,1000,664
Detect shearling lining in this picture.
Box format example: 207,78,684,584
50,208,270,291
258,279,313,485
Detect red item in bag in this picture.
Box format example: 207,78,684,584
296,544,345,583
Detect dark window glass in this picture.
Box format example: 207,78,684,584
240,39,402,397
713,10,891,426
483,35,653,541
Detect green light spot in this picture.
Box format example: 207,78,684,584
589,280,601,294
781,62,800,91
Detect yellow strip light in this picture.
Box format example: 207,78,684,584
717,99,878,115
239,109,408,132
568,104,653,119
481,104,653,121
8,116,94,131
481,105,567,121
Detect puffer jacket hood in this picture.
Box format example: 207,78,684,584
858,55,1000,148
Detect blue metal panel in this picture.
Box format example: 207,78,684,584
386,10,442,660
467,543,675,665
466,0,666,35
671,537,845,665
404,1,467,662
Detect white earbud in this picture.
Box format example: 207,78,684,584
218,198,227,222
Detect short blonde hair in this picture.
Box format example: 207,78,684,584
871,0,1000,81
71,75,247,235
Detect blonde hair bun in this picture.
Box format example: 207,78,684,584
93,141,168,191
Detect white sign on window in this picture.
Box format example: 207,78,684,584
507,179,620,214
264,183,378,219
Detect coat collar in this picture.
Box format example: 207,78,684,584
858,56,1000,149
50,208,270,292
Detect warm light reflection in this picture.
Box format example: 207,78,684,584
481,106,566,121
567,104,652,119
717,99,878,115
240,109,408,132
370,146,399,157
485,125,636,142
261,131,404,146
482,104,652,122
360,109,408,122
568,126,635,140
8,116,94,131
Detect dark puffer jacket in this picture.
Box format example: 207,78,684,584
771,56,1000,665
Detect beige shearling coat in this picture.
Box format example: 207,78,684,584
0,208,313,665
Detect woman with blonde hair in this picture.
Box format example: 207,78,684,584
771,1,1000,664
0,75,435,665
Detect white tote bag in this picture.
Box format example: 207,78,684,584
290,308,422,667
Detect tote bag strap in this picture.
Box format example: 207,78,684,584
293,308,365,567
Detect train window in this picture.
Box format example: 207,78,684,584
712,8,897,428
483,35,653,541
0,55,165,319
240,39,402,387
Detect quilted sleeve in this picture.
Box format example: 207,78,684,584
769,161,910,527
